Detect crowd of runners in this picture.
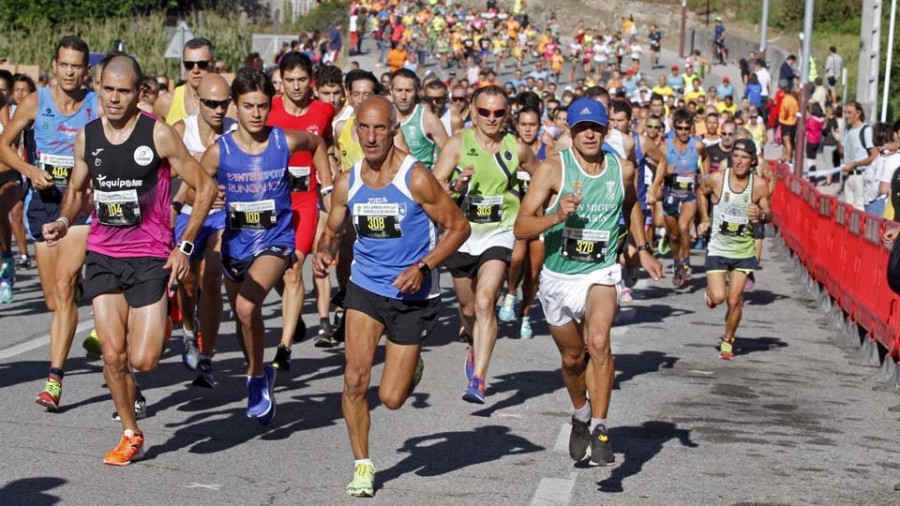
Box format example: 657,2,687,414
0,1,784,498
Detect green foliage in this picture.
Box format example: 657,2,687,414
0,0,175,31
291,0,348,35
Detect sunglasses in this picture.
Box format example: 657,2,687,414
183,60,211,70
477,107,507,119
721,132,735,137
451,97,467,102
199,98,231,110
674,125,691,131
425,96,448,102
645,124,662,130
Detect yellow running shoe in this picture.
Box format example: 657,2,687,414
82,330,102,358
346,463,375,497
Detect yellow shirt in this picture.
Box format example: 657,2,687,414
715,102,737,115
166,85,188,126
651,85,674,97
685,89,706,103
339,115,364,173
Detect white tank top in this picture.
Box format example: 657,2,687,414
606,128,627,159
182,115,207,156
332,104,354,135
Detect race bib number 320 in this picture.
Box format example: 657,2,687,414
561,227,609,263
96,189,141,227
229,200,277,230
40,153,75,189
353,203,403,239
464,195,503,224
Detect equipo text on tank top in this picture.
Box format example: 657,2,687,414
399,104,438,169
708,168,756,259
217,127,295,260
544,150,624,274
266,96,335,205
84,113,172,259
31,87,99,225
347,155,440,300
452,129,521,255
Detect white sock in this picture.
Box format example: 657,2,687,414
354,458,373,467
183,326,194,340
590,417,608,432
573,402,591,423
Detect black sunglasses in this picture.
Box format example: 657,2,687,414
183,60,211,71
199,98,231,110
477,107,507,119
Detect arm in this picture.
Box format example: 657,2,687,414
392,164,471,293
748,176,772,223
286,130,333,211
696,172,719,236
423,107,450,149
517,138,539,175
696,140,708,177
431,132,464,190
642,136,666,203
312,170,351,278
514,155,572,240
621,159,662,278
0,93,53,189
41,128,90,245
152,92,174,121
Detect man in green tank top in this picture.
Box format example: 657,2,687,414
515,98,662,466
697,139,771,360
390,69,448,169
432,85,539,404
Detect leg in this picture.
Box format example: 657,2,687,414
94,293,138,433
313,210,332,320
664,214,681,258
452,275,477,337
521,239,544,318
471,259,507,379
677,202,697,265
197,230,224,354
47,226,89,371
506,239,527,298
342,309,385,460
583,284,618,419
378,340,422,410
176,266,200,332
233,255,288,376
706,271,727,307
549,320,588,409
279,252,306,348
725,270,749,341
11,200,28,258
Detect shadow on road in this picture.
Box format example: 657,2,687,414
733,336,788,357
377,425,544,487
0,477,66,506
613,351,679,390
470,370,564,417
596,421,697,493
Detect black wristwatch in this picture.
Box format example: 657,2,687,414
171,202,184,214
636,243,653,253
416,260,431,276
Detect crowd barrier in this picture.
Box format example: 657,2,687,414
770,162,900,378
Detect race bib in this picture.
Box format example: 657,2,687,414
719,213,749,237
517,170,531,193
228,200,277,230
95,190,141,227
288,166,311,193
40,153,75,189
560,227,609,263
674,175,695,192
464,195,503,223
353,203,403,239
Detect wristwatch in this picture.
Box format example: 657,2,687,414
178,240,195,257
636,243,653,253
416,260,431,276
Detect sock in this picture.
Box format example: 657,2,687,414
573,401,591,422
354,458,373,467
673,258,682,270
590,417,608,433
183,325,194,340
320,317,332,334
49,367,64,383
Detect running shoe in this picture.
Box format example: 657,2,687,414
294,319,307,343
0,258,13,280
682,263,692,281
83,330,102,358
0,279,11,304
569,417,591,461
346,462,376,497
246,364,276,425
333,310,346,343
656,235,670,255
103,429,144,466
498,293,517,322
258,364,277,426
720,338,734,360
181,333,200,371
672,269,684,287
271,344,292,372
15,254,31,270
745,272,756,292
35,378,62,411
192,357,216,388
619,287,634,305
519,317,533,340
462,376,486,404
314,326,338,348
458,325,471,344
464,345,475,381
705,291,715,309
410,356,425,395
622,266,639,288
112,390,147,421
589,425,615,466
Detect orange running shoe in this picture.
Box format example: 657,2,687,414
103,430,145,466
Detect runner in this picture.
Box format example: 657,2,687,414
312,95,470,497
656,108,708,287
265,52,335,371
154,38,214,125
696,139,770,359
0,71,24,302
204,67,328,425
498,104,552,338
705,119,735,173
514,97,662,466
432,85,539,403
40,54,217,464
170,73,235,387
0,36,100,409
390,69,448,170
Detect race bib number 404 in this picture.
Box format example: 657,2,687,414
40,153,75,189
96,189,141,227
228,200,277,230
353,203,403,239
560,227,609,263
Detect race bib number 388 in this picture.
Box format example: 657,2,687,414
40,153,75,189
561,227,609,263
229,200,277,230
96,190,141,227
353,203,403,239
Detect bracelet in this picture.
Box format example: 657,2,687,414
320,185,334,197
56,217,69,227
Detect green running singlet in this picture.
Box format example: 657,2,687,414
399,104,437,169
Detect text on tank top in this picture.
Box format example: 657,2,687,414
266,97,335,193
708,168,756,259
34,87,99,194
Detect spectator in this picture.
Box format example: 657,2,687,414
716,76,733,99
780,54,797,92
866,122,896,216
713,16,727,65
810,77,827,110
778,85,799,162
648,24,662,68
744,73,762,110
825,46,843,104
837,100,878,210
805,103,826,176
329,22,343,60
880,120,900,218
356,8,367,55
754,58,772,123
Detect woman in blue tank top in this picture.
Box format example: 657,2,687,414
200,68,329,425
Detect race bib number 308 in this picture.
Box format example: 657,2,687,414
96,189,141,227
561,227,609,263
353,203,403,239
229,200,277,230
40,153,75,189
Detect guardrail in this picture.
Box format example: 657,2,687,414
770,162,900,389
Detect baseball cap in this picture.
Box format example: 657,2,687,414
625,68,634,75
733,138,758,159
567,98,608,128
723,77,730,83
672,64,679,71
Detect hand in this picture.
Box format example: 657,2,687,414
42,220,68,246
453,165,475,192
212,184,226,210
392,265,424,294
639,249,663,280
164,248,190,287
554,192,582,222
883,227,900,245
697,221,710,236
312,251,333,278
747,203,762,222
30,168,55,190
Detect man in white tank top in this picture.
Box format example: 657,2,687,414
170,74,233,388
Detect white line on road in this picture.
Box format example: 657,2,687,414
554,423,570,453
0,321,93,361
531,472,577,506
186,483,222,491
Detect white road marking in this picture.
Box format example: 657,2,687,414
531,473,577,506
554,423,570,453
186,483,222,491
0,321,93,361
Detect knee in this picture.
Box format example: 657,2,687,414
473,293,496,317
234,297,258,327
343,363,370,397
378,386,407,410
585,331,611,358
130,351,160,373
709,290,726,305
727,294,743,310
53,277,76,304
282,264,302,285
561,349,587,376
102,348,128,374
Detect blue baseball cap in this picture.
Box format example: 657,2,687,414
567,98,608,128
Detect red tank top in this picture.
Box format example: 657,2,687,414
266,96,334,204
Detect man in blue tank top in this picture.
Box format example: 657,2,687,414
313,96,470,498
0,36,100,412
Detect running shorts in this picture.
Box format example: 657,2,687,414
174,210,226,261
444,246,512,279
538,265,623,327
291,200,318,257
704,255,759,274
222,245,294,284
344,282,440,345
662,186,698,217
83,251,168,307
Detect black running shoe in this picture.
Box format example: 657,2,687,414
112,390,147,421
332,310,346,343
314,326,338,348
589,425,615,466
15,255,31,270
192,357,216,388
569,417,591,461
271,344,291,372
293,319,307,343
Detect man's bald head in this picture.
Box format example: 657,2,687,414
198,73,231,99
357,95,397,127
100,53,143,90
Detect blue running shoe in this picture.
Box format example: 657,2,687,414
519,317,533,339
464,345,475,381
498,293,517,322
0,279,12,304
258,364,277,426
246,365,277,421
462,376,486,404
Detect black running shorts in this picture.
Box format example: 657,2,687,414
444,246,512,279
344,282,440,345
83,251,168,307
